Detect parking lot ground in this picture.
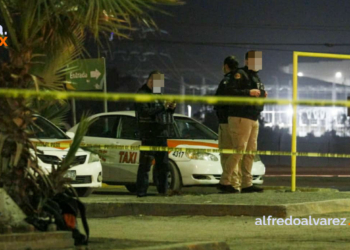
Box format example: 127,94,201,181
101,176,350,193
83,181,350,249
82,185,350,218
87,185,345,206
87,213,350,250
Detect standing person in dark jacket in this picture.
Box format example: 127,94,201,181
135,70,176,197
220,50,267,193
214,56,240,193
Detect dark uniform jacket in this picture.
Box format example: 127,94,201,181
226,66,265,121
135,83,175,139
214,72,233,124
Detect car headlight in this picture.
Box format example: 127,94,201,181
185,152,218,161
88,153,100,163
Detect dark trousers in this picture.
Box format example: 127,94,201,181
136,137,168,196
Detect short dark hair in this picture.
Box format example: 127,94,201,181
147,70,161,81
245,51,254,60
223,56,239,70
245,50,263,60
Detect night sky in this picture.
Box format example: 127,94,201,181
3,0,350,115
70,0,350,121
148,0,350,90
3,1,350,92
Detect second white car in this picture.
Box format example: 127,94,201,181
29,115,103,197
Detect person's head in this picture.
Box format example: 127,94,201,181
245,50,262,72
223,56,239,74
146,70,164,93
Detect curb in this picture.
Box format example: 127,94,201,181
124,241,229,250
86,202,288,218
285,199,350,217
0,231,74,250
85,199,350,218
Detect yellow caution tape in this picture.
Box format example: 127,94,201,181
32,142,350,159
2,89,350,107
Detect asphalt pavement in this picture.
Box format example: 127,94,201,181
92,175,350,195
87,213,350,250
266,165,350,176
81,177,350,250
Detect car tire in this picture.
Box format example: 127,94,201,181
125,184,137,193
75,188,94,197
168,161,182,191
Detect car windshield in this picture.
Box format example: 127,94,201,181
174,117,218,140
27,116,69,139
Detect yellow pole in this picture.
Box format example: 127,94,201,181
291,52,298,192
294,51,350,60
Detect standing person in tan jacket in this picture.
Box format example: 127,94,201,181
220,51,267,193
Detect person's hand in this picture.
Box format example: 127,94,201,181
164,101,175,109
168,102,177,110
264,91,268,98
164,101,170,109
250,89,261,97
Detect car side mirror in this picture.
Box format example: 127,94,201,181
66,132,75,139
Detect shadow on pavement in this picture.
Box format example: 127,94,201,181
89,237,174,250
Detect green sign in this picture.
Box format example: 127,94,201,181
66,58,106,91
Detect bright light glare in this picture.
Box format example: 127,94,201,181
187,105,192,117
287,107,294,115
297,72,304,77
335,72,342,78
331,108,338,116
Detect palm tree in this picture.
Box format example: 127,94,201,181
0,0,183,218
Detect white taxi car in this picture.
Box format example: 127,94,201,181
68,111,265,192
29,115,103,197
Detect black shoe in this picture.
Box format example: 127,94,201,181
217,183,226,192
217,184,240,194
241,185,264,193
137,193,147,197
157,191,169,197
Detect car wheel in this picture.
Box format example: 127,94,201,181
125,184,137,193
75,188,94,197
168,161,182,191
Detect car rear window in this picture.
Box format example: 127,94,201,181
174,117,218,140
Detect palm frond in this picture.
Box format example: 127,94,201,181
30,100,70,128
0,0,184,218
60,114,95,172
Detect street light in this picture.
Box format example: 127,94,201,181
331,108,338,117
187,105,192,117
335,72,342,78
297,72,303,77
287,106,294,115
